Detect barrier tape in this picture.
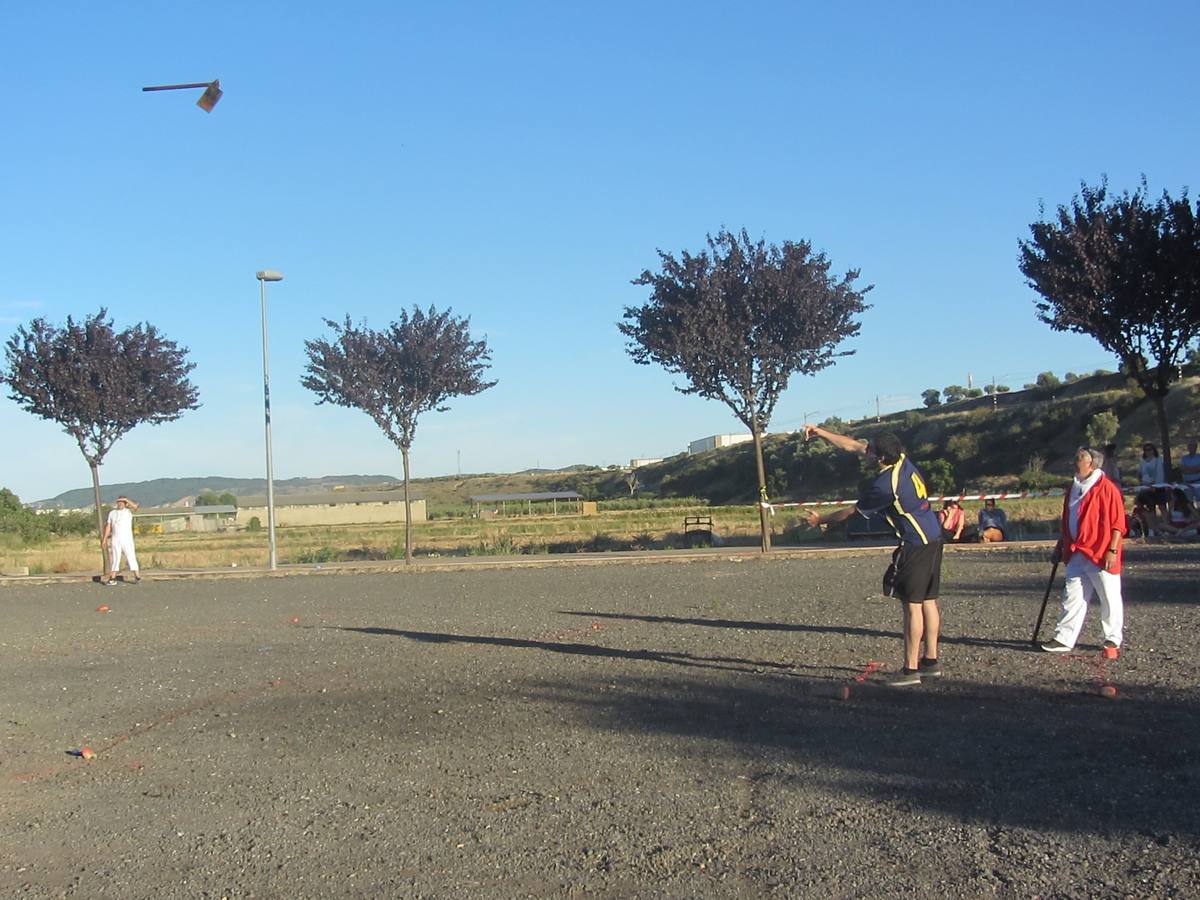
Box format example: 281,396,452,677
769,490,1061,509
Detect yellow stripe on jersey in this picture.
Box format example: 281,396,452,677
889,454,930,545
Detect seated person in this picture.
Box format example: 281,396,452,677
977,498,1008,542
1131,488,1197,538
939,499,966,542
1181,441,1200,490
1165,487,1200,534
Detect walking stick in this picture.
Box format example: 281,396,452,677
1030,559,1060,647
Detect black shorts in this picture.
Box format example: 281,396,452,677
883,540,943,604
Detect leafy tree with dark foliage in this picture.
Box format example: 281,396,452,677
1021,178,1200,474
302,307,496,563
620,228,870,551
1,309,199,569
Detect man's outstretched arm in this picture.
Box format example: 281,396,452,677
804,424,868,455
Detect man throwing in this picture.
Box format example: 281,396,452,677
102,496,141,585
1041,448,1125,653
804,427,944,686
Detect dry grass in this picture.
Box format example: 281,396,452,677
1,498,1070,574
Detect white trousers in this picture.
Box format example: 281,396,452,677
1053,552,1123,648
109,535,139,574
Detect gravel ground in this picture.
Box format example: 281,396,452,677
2,545,1199,899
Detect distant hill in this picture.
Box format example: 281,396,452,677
35,475,403,509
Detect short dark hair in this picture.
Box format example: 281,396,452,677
872,432,904,462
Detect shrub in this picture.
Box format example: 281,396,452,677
246,517,262,532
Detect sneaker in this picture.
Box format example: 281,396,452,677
885,669,922,687
918,657,943,678
1103,640,1118,649
1040,639,1072,653
105,579,118,587
132,576,143,584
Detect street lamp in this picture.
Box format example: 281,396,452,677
142,79,223,112
256,269,284,569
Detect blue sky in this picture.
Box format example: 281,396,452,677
2,1,1196,502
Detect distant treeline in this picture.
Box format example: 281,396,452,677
0,489,93,545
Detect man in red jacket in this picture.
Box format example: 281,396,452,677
1041,447,1126,653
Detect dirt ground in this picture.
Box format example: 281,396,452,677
2,545,1198,899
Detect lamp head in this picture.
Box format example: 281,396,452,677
256,270,284,282
196,80,223,112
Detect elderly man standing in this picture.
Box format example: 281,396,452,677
1041,448,1126,653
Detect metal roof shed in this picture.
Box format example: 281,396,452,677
469,491,583,517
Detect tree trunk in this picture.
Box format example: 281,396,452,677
401,445,413,565
90,461,106,576
751,425,771,553
1153,392,1172,478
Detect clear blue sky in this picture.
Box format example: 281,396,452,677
2,1,1196,502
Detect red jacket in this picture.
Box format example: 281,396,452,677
1060,475,1127,573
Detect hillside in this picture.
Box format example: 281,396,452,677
621,368,1200,504
36,474,404,509
30,368,1200,511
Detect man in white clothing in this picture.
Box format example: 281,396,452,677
1041,449,1125,653
102,496,141,585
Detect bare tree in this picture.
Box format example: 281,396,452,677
1,309,199,571
302,307,496,563
624,470,639,497
1020,178,1200,474
620,228,870,551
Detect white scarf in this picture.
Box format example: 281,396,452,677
1068,469,1102,539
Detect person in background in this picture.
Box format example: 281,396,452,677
1179,440,1200,496
1101,442,1121,486
1137,443,1167,519
939,499,966,542
1042,447,1126,653
102,496,141,585
978,498,1008,542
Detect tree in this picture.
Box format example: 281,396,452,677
1086,411,1120,447
197,491,236,507
2,309,199,570
1021,178,1200,474
1035,371,1062,392
620,228,869,551
624,470,639,497
302,307,496,563
943,385,966,403
922,388,941,408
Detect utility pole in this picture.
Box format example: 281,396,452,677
875,395,880,422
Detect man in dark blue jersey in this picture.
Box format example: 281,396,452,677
804,427,944,687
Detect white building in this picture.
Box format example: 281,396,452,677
629,457,664,468
688,434,753,454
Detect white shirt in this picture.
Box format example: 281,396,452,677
1068,469,1102,539
107,507,134,543
1139,456,1164,485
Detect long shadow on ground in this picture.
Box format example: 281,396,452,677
334,626,824,675
519,670,1200,840
337,625,1199,840
553,611,1031,652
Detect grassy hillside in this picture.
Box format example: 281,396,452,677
622,368,1200,504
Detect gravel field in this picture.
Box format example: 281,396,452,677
2,545,1199,899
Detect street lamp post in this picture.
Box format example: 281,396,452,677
256,270,284,570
